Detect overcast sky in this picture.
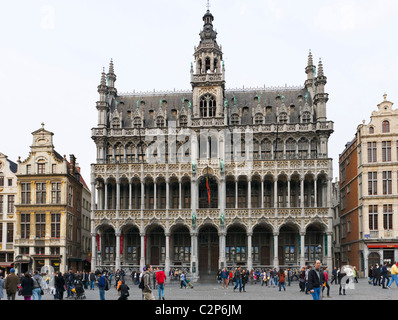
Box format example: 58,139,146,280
1,0,398,184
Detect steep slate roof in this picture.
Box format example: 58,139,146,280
111,86,312,127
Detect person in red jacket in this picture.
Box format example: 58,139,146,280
155,267,167,300
322,266,331,298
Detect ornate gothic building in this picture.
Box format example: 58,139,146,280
90,8,334,279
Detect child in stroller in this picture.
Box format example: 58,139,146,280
73,279,86,299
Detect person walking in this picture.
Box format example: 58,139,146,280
381,262,390,289
305,266,311,294
353,266,359,283
180,271,187,289
272,267,278,287
32,271,43,300
0,274,4,300
338,268,347,296
117,280,130,300
299,266,306,292
89,271,96,290
331,267,338,285
142,265,155,300
321,267,331,298
387,261,398,288
278,268,286,292
368,266,374,285
96,271,107,300
156,267,167,300
21,273,34,300
287,268,292,286
233,266,242,292
54,271,65,300
4,268,19,300
241,269,248,292
221,267,229,289
66,269,75,298
307,260,322,300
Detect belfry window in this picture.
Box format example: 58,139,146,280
200,95,216,118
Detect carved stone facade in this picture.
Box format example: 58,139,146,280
91,8,334,279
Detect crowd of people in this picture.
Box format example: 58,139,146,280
2,260,398,300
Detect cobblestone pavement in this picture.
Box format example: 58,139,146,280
11,278,398,300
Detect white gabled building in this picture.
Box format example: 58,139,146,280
0,152,18,273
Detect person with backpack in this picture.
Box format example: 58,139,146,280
96,271,107,300
117,280,130,300
141,265,155,300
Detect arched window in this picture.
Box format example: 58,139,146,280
200,95,217,118
382,121,390,133
369,126,374,134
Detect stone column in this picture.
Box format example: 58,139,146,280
300,232,306,267
115,232,121,270
261,177,264,208
104,182,108,210
219,230,226,270
91,181,97,211
154,181,157,210
166,180,169,210
314,177,317,208
129,180,132,210
247,231,253,271
273,232,279,268
140,233,145,270
248,179,252,209
91,232,97,270
235,180,238,208
165,232,170,275
116,180,120,210
191,231,199,280
326,232,333,270
287,178,291,208
179,180,182,210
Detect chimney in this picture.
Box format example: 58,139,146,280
69,155,76,172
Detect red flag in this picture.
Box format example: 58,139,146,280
120,234,124,255
206,176,211,205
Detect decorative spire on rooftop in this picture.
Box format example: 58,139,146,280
318,58,324,77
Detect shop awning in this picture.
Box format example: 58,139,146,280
367,243,398,249
0,262,14,267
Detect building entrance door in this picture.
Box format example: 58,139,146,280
199,226,219,276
